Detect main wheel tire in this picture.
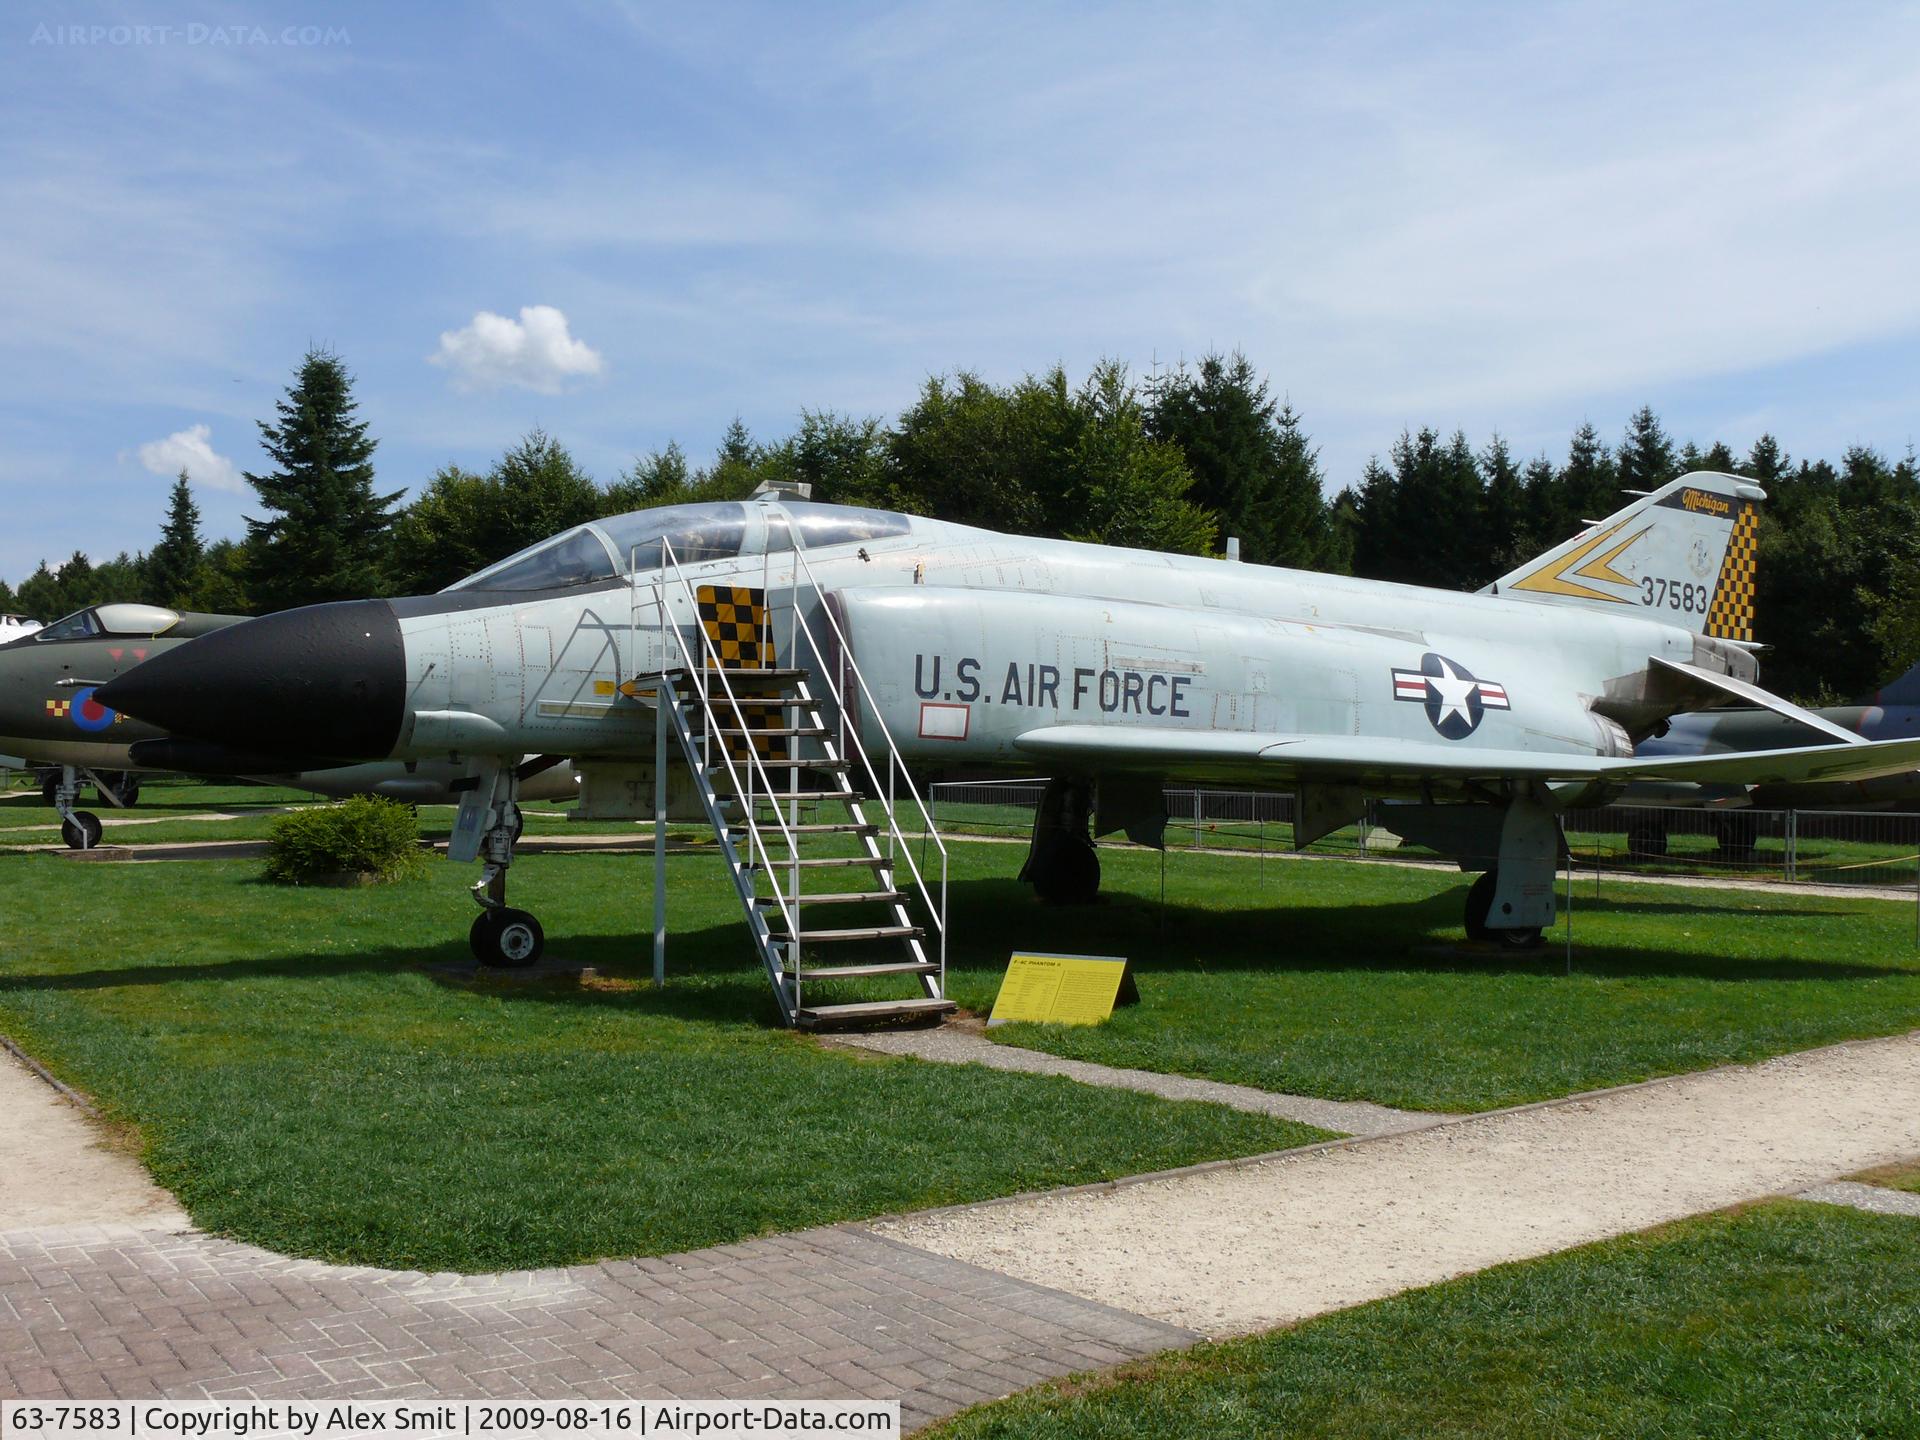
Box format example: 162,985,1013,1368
62,811,103,850
1497,926,1546,950
507,804,524,844
1464,870,1496,941
41,776,59,806
1625,818,1668,858
103,775,140,807
1033,837,1101,905
1714,814,1759,861
472,907,544,968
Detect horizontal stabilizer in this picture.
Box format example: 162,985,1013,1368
1013,724,1920,790
1648,657,1863,746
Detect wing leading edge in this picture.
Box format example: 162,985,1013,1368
1012,725,1920,789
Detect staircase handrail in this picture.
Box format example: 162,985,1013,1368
775,535,948,985
639,540,810,978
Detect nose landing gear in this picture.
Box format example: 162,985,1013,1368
458,766,544,968
49,766,103,850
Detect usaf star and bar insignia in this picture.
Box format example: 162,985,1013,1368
1391,652,1510,740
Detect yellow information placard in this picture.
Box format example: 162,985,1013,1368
988,952,1130,1027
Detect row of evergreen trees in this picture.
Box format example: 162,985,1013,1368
5,348,1915,706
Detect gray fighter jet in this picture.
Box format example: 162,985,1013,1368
97,473,1920,1027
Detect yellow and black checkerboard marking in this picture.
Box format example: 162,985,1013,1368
45,699,69,719
694,585,788,765
1704,502,1758,642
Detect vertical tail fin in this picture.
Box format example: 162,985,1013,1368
1481,472,1764,639
1872,658,1920,707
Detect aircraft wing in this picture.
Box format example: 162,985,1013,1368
1011,725,1920,789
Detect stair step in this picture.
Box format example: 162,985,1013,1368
697,726,826,739
718,789,847,805
674,667,808,691
768,924,925,943
794,997,958,1031
793,961,941,980
740,756,847,771
730,822,878,836
755,890,904,907
747,855,889,869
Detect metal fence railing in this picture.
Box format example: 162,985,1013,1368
926,780,1920,890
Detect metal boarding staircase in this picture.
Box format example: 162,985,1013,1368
631,534,953,1030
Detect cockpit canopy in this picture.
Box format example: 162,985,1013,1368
33,603,183,642
445,500,915,593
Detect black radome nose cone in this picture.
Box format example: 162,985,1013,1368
96,599,407,762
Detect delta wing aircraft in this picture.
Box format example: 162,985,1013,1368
97,474,1920,1028
1,602,574,848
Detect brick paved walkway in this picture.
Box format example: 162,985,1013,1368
0,1221,1195,1430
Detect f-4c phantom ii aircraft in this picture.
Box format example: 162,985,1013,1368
98,473,1920,1027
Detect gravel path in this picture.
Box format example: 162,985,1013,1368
0,1048,185,1231
876,1031,1920,1336
829,1026,1446,1136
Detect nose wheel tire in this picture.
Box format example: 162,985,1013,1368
470,907,544,967
507,804,524,843
61,812,104,850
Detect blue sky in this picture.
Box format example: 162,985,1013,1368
4,1,1919,585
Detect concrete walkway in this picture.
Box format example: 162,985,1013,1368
830,1025,1446,1137
1798,1180,1920,1218
880,1032,1920,1334
4,1033,1918,1426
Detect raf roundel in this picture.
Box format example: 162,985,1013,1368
68,686,118,733
1391,653,1510,740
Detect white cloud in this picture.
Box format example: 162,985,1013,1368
134,423,244,494
430,305,606,393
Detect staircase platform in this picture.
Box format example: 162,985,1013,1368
794,997,958,1032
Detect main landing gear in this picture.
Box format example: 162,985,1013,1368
1020,778,1101,905
463,766,544,967
1385,788,1558,949
1463,869,1544,949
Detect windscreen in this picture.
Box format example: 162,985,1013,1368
448,528,619,592
598,503,749,571
33,610,99,641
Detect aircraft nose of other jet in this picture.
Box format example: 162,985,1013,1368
95,599,408,761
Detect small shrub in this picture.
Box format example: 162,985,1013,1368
265,795,428,885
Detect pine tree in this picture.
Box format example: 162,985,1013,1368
1746,434,1790,488
1480,434,1529,574
1144,353,1335,567
145,470,205,607
1616,405,1678,494
243,348,401,611
1544,422,1619,544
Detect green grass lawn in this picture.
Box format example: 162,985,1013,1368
949,846,1920,1111
1853,1161,1920,1194
5,830,1919,1266
930,1200,1920,1440
0,849,1317,1272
